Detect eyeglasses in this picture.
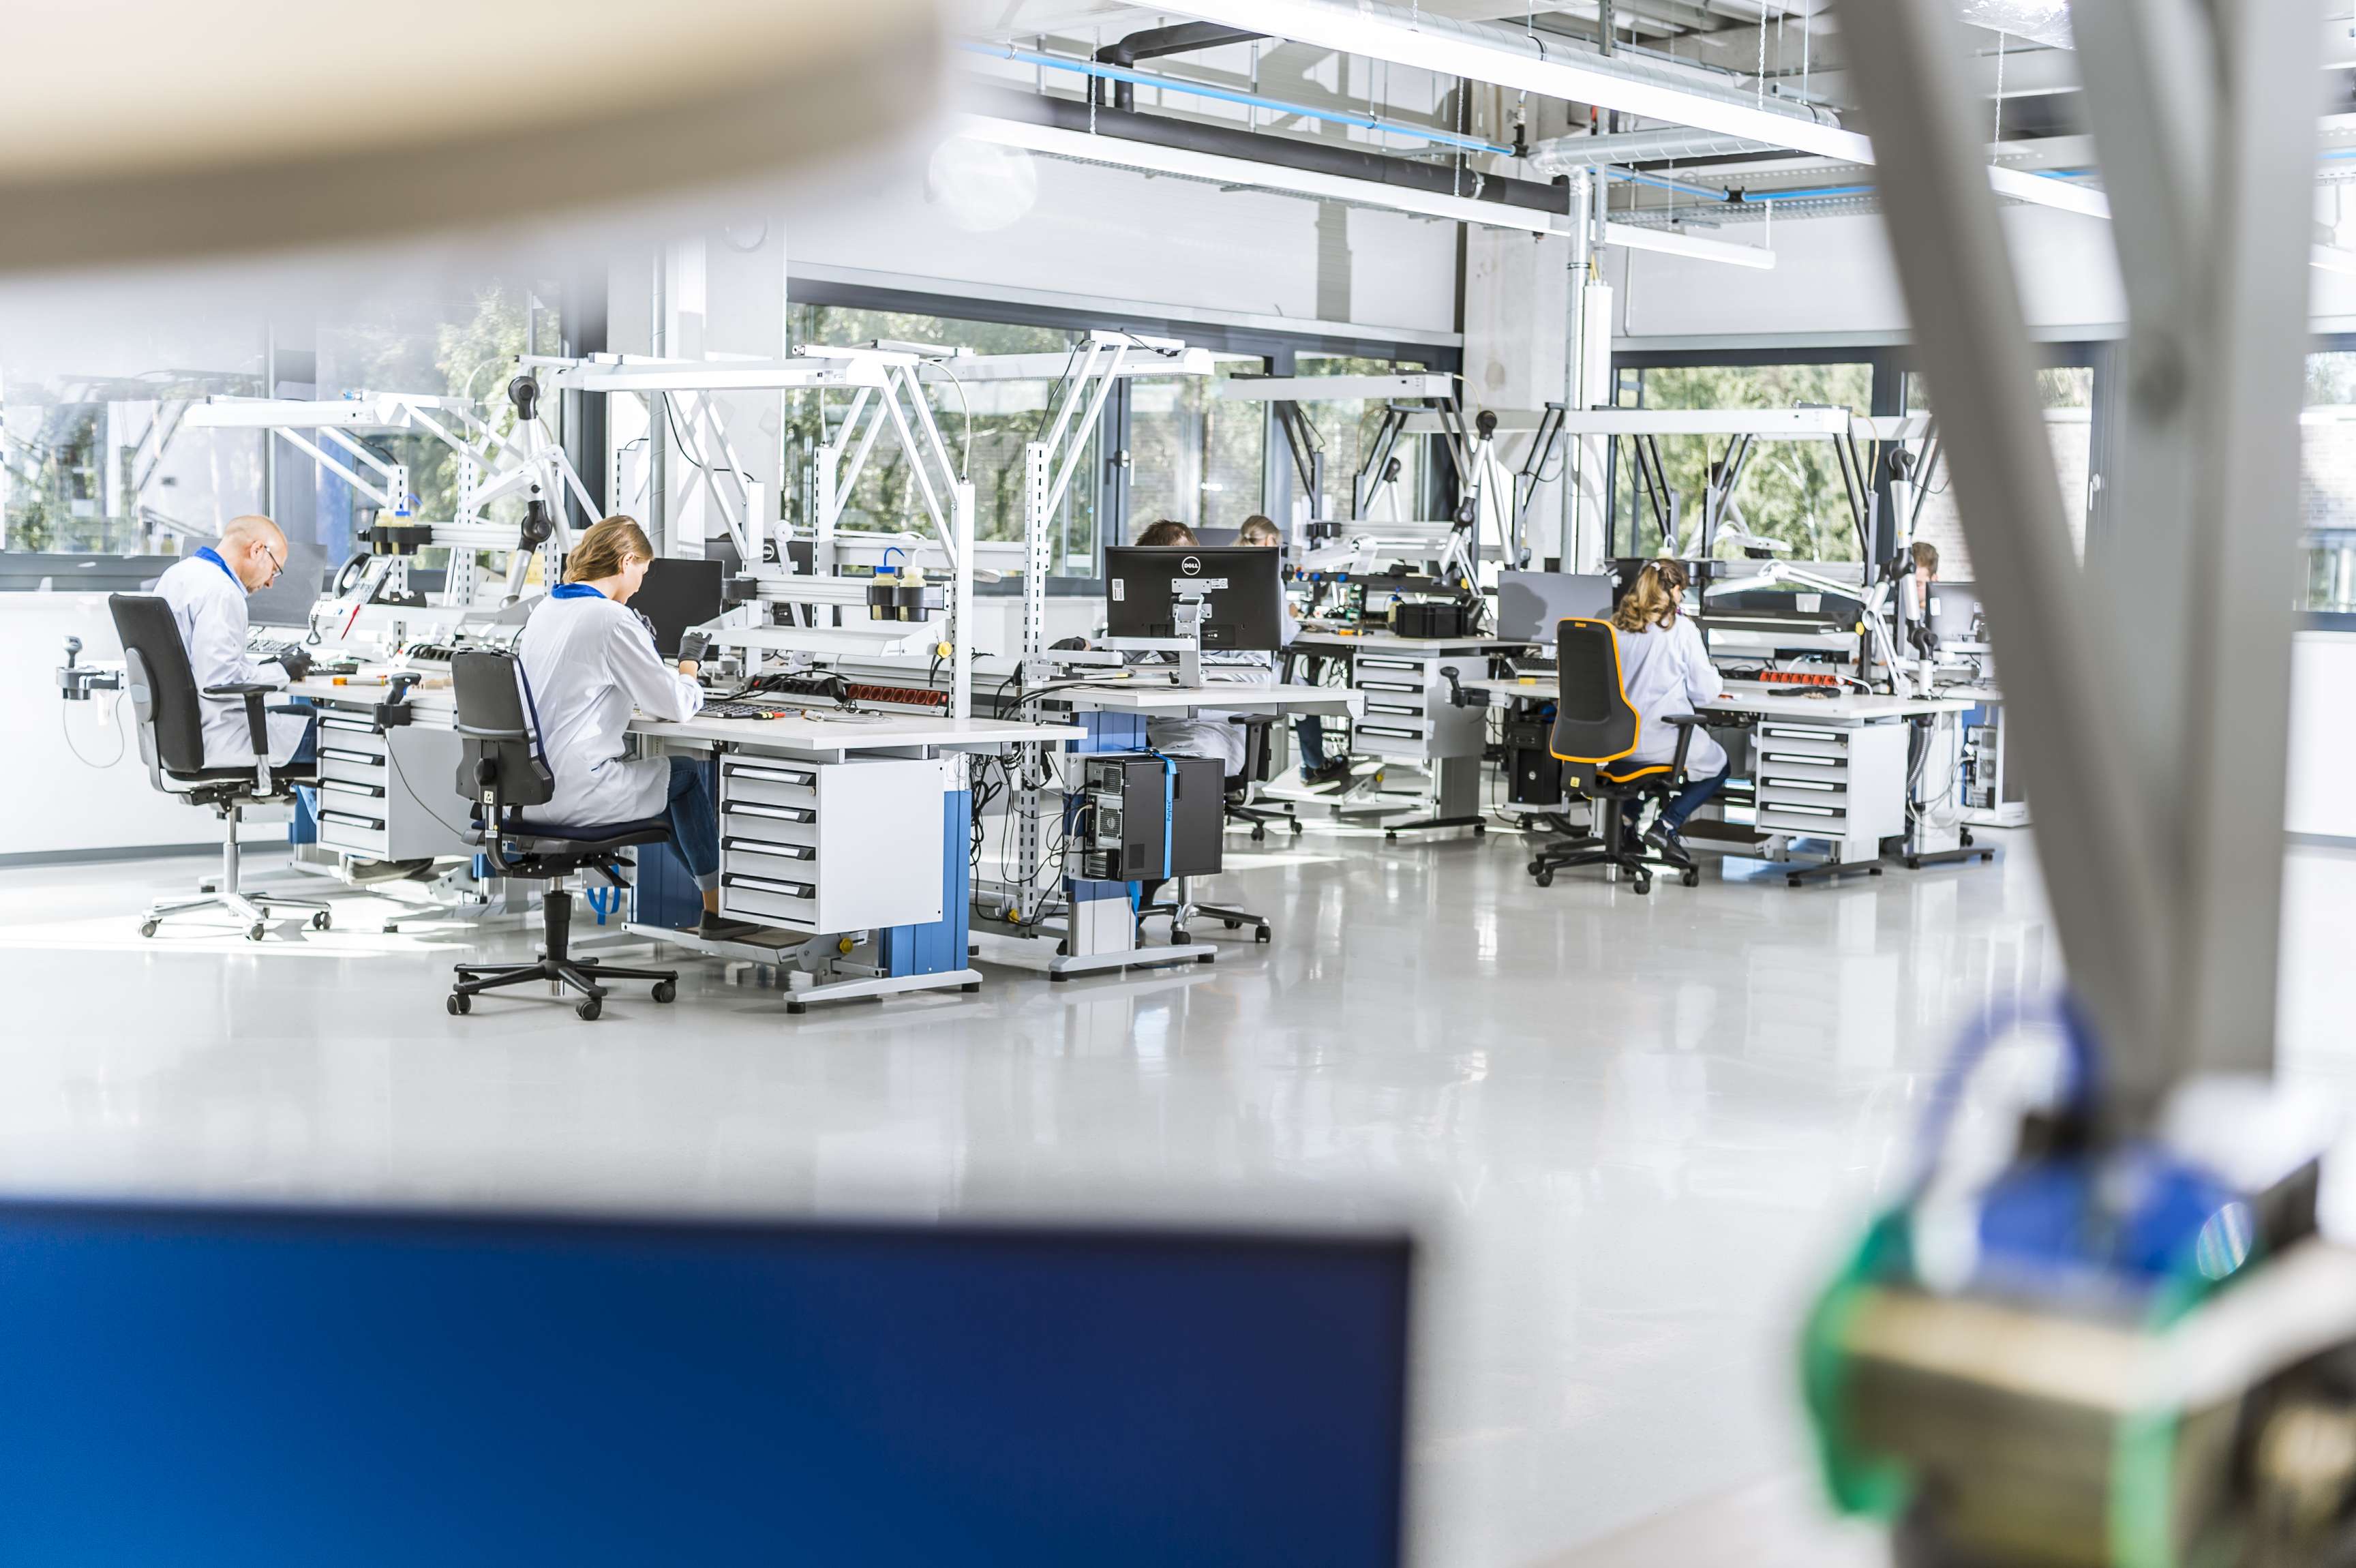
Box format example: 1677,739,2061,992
258,542,284,584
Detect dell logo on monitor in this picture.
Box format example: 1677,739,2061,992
1180,555,1202,575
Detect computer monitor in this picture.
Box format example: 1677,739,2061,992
0,1198,1412,1566
631,557,725,658
1495,571,1615,643
1104,545,1284,652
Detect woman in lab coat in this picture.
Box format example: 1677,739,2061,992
515,515,743,937
1607,558,1732,856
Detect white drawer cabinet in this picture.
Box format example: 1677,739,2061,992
1749,719,1905,857
309,714,474,862
716,755,948,935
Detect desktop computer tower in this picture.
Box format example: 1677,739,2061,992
1078,755,1224,883
1502,717,1564,808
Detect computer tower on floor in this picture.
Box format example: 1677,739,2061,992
1078,753,1226,882
1503,716,1563,807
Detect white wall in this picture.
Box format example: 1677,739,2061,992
2289,631,2356,842
790,153,1461,338
0,593,290,860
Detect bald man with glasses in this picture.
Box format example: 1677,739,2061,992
153,514,316,768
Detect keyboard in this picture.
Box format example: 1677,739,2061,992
1509,657,1557,678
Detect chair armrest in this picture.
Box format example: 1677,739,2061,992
204,684,275,793
1663,713,1700,777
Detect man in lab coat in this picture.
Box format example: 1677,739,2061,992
153,514,314,770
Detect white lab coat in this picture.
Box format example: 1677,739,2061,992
154,552,309,768
1614,615,1730,776
514,588,704,826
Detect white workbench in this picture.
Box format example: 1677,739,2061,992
1051,680,1361,719
1467,676,1987,881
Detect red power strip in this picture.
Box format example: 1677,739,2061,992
1756,669,1843,688
845,682,949,709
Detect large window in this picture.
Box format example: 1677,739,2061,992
2301,351,2356,614
1901,365,2092,578
1126,357,1265,534
2,368,265,556
783,304,1100,566
1297,353,1430,524
1610,361,1875,562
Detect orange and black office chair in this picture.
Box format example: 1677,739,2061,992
1527,617,1702,894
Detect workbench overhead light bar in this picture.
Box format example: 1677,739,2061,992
1159,0,2111,222
954,116,1779,268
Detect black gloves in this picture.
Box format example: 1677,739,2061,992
275,647,313,682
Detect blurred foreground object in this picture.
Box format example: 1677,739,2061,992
1810,0,2336,1561
0,1198,1411,1565
0,0,942,270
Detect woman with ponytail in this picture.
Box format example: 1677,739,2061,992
1607,558,1733,855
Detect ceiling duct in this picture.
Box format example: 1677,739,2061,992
1526,128,1780,173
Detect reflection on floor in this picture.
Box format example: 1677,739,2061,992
5,829,2348,1567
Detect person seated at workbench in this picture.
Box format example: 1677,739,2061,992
1130,517,1268,779
1239,513,1348,793
154,513,316,770
1607,558,1733,860
516,515,751,940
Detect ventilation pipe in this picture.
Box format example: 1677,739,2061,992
1091,22,1263,111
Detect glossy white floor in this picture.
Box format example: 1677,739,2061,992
3,826,2349,1566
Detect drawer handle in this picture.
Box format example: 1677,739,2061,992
725,763,817,787
1767,803,1843,819
1357,658,1421,672
728,802,815,824
1357,724,1421,740
726,839,815,860
1365,703,1423,717
320,809,386,831
724,872,814,899
319,779,387,799
1759,725,1843,741
320,717,378,735
1766,779,1843,794
317,747,384,767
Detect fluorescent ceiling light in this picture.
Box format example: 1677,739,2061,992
1602,222,1779,270
1160,0,2111,222
957,116,1777,268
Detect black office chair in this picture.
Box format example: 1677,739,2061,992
1528,617,1703,896
445,650,678,1022
109,594,331,941
1222,713,1299,843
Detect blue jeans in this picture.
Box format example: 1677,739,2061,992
665,757,721,889
1623,764,1732,834
1294,715,1329,771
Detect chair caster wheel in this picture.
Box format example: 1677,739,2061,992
1534,869,1554,888
961,981,981,993
1473,823,1486,836
1288,820,1301,836
1526,860,1541,875
786,998,809,1014
447,992,470,1016
651,980,676,1004
575,996,601,1021
312,911,332,931
247,923,267,941
1961,828,1976,846
1224,918,1241,930
1055,941,1068,956
1633,875,1651,895
1172,928,1190,945
1682,869,1700,888
1250,827,1265,843
1254,926,1271,944
140,920,160,938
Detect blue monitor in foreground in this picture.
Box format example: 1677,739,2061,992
0,1201,1411,1566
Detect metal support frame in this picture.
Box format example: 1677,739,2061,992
1839,0,2313,1124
